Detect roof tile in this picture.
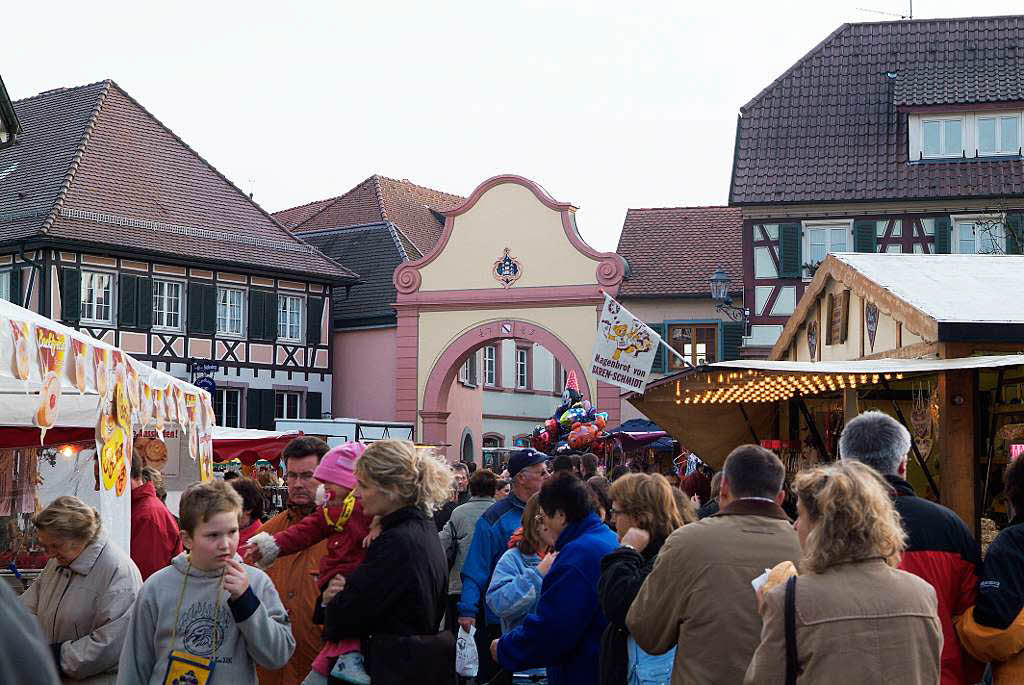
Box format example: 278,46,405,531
616,206,743,298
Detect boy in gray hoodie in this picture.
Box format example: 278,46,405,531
117,479,295,684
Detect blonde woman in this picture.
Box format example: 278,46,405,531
21,496,142,684
744,461,942,684
321,440,454,684
598,473,694,685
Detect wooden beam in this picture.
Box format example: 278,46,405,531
738,404,760,443
843,388,860,424
795,396,831,461
938,369,976,527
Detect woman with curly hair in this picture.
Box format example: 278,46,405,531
744,461,942,684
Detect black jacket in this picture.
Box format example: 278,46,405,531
597,536,666,685
696,498,719,519
324,505,448,642
433,490,470,531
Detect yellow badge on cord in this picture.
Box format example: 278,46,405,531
163,649,214,685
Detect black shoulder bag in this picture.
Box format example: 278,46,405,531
785,575,799,685
444,520,459,571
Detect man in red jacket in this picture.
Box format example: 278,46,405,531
840,411,983,685
129,453,182,580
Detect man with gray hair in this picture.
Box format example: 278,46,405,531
840,410,982,685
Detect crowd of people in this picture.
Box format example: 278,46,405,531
3,410,1024,684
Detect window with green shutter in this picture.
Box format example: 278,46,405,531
778,223,802,278
1006,213,1023,254
853,220,877,253
934,216,952,254
647,322,665,373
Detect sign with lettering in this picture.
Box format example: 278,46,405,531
591,294,661,393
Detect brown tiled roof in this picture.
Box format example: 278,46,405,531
0,81,357,283
730,15,1024,206
894,62,1024,106
616,206,743,297
275,175,463,258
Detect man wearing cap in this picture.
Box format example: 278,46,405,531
458,448,549,680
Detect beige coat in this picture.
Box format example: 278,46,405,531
745,559,943,685
626,499,802,685
20,532,142,685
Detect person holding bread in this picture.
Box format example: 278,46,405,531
627,445,801,685
744,461,943,684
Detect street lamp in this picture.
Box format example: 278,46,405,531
709,267,750,332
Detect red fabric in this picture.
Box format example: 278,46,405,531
0,428,94,448
130,482,183,581
680,469,711,503
900,549,985,685
238,519,262,549
213,434,299,465
272,499,372,591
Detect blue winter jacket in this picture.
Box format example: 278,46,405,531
458,494,527,624
486,546,543,635
496,513,619,685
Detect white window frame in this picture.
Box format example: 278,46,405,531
483,345,497,386
275,390,302,420
152,278,185,332
976,113,1021,157
515,347,530,389
215,388,241,428
81,269,117,326
216,286,246,338
910,110,1024,160
951,213,1006,254
277,294,304,342
801,220,852,280
0,271,10,302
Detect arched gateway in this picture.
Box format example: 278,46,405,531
393,175,626,454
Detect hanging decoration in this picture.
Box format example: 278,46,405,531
865,302,879,352
529,370,610,454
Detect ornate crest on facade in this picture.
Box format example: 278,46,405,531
492,248,522,288
807,320,818,360
865,302,879,352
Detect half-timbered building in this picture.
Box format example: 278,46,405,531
0,81,358,428
730,16,1024,357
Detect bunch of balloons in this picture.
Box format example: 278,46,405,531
530,370,610,454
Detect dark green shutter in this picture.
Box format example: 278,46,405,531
934,216,952,254
306,391,322,419
265,292,278,340
1006,213,1023,255
245,388,276,429
137,277,153,330
306,296,324,345
7,266,21,305
118,274,138,327
201,285,216,335
187,282,202,334
60,267,81,324
722,321,745,361
778,223,802,278
647,322,666,373
853,220,877,253
248,291,266,341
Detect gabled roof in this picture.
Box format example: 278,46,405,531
0,74,21,149
769,252,1024,359
274,175,463,258
0,81,357,283
297,223,406,328
730,15,1024,206
615,206,742,297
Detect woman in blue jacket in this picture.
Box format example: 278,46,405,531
492,474,619,685
487,494,554,684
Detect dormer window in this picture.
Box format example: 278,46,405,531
977,114,1020,156
910,110,1023,160
921,116,963,158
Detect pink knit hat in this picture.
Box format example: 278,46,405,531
313,441,366,490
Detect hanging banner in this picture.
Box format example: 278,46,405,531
591,294,662,393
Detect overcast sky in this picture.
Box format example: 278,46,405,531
5,1,1022,251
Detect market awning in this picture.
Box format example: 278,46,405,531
212,427,301,465
629,354,1024,469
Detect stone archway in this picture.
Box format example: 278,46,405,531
419,319,592,447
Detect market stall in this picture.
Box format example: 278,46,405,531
632,253,1024,531
0,298,216,576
